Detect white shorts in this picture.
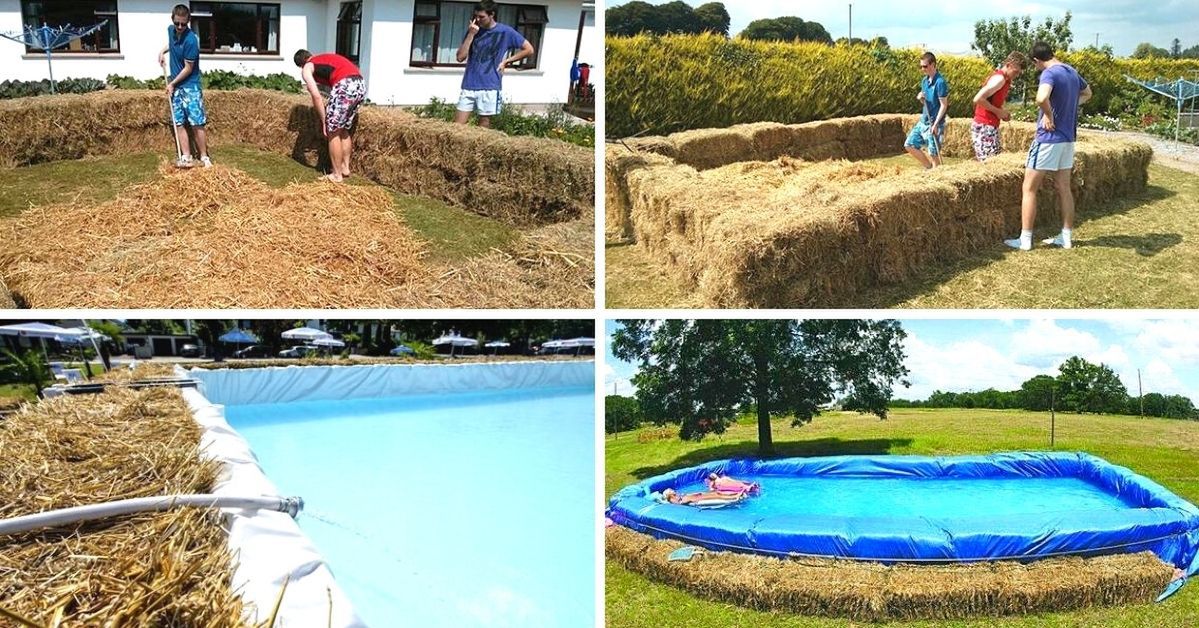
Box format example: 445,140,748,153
457,89,502,116
1026,141,1076,171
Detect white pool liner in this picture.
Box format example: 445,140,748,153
187,360,594,406
178,360,594,627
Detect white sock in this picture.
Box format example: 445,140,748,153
1061,228,1072,245
1021,230,1033,247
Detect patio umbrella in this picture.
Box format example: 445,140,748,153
311,337,345,354
55,327,110,376
219,328,259,353
432,334,478,358
281,327,332,342
0,322,71,363
484,340,510,355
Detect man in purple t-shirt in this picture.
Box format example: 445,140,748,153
453,1,535,128
1005,41,1093,251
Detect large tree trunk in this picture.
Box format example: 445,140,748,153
755,354,773,454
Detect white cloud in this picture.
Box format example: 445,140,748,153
901,333,1040,399
1143,359,1188,396
1009,319,1103,368
1132,320,1199,365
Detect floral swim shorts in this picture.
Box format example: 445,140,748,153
325,76,366,134
971,121,1002,161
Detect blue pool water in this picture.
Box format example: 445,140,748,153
675,476,1135,519
225,385,595,627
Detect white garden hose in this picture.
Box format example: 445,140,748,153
163,61,183,160
0,494,303,537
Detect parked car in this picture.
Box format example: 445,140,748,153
179,344,202,358
277,345,318,358
233,345,273,359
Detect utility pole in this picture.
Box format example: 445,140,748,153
1050,383,1056,448
1138,369,1144,418
849,3,853,43
1095,32,1100,48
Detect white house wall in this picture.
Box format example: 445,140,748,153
360,0,586,106
0,0,328,83
1,0,591,106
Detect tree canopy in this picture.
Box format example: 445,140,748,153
607,1,730,37
612,319,908,453
739,16,832,44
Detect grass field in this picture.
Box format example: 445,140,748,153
606,408,1199,627
0,145,519,264
605,163,1199,308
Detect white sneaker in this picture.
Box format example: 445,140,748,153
175,155,194,169
200,155,213,168
1042,234,1072,249
1004,237,1031,251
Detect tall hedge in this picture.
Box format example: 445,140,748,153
607,33,1199,138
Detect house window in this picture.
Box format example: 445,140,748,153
410,1,545,69
20,0,120,53
335,2,362,64
190,2,280,55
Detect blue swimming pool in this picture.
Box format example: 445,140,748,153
607,453,1199,575
225,384,595,627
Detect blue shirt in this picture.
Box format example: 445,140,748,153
167,26,201,88
461,23,526,91
921,72,949,124
1036,63,1088,144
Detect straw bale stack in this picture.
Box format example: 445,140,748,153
606,526,1174,622
607,114,1152,306
0,388,247,626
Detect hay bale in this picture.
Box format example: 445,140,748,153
0,388,245,625
607,526,1175,621
618,116,1153,307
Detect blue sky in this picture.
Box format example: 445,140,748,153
604,319,1199,401
606,0,1199,57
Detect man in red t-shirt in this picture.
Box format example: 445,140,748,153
294,49,366,183
970,51,1028,162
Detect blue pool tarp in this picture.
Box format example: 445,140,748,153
607,452,1199,581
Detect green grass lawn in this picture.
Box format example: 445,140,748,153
0,383,36,403
606,163,1199,308
0,145,519,263
606,409,1199,627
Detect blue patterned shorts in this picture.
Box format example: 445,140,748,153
171,84,207,126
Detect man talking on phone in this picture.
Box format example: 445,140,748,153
453,0,535,128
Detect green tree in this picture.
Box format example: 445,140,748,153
693,2,731,37
1171,38,1182,58
1056,356,1128,414
191,320,235,360
605,395,642,434
1183,44,1199,59
612,319,908,453
1019,374,1057,411
2,349,50,398
972,12,1073,102
740,17,833,44
1133,42,1172,58
1163,394,1196,420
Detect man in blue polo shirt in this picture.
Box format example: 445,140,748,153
453,0,535,128
157,4,210,168
905,52,950,169
1005,41,1092,251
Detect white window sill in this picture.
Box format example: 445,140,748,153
204,54,284,60
403,66,544,77
23,53,123,60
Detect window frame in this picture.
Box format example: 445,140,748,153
189,1,281,56
409,1,546,69
335,1,362,64
19,0,121,54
